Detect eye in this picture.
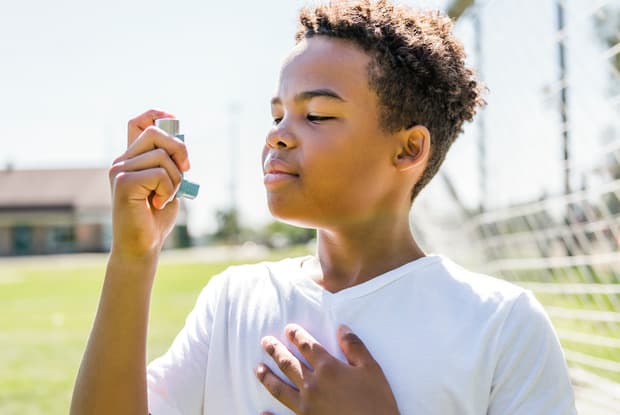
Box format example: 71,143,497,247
272,117,283,125
307,115,335,123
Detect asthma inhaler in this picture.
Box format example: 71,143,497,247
154,118,200,199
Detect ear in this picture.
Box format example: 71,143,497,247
393,125,431,171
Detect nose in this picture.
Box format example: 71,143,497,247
265,123,297,150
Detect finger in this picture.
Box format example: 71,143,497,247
110,148,183,193
121,126,190,172
337,324,375,367
255,364,300,413
261,336,308,388
112,168,176,210
127,109,176,146
285,323,330,368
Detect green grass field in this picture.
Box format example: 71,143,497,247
0,250,307,415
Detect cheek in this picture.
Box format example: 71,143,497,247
303,135,383,187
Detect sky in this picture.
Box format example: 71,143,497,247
0,0,617,235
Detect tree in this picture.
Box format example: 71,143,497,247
260,221,315,248
446,0,474,20
213,208,242,243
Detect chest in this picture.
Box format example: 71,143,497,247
202,290,495,415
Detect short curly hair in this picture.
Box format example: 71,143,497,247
296,0,485,201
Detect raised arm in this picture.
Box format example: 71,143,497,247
70,109,190,415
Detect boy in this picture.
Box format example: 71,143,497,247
71,1,577,414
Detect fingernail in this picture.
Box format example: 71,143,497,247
151,195,162,209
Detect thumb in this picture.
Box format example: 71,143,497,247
337,324,374,367
153,197,181,231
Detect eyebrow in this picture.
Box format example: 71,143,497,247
270,89,346,106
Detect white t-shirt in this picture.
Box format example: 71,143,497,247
147,255,576,414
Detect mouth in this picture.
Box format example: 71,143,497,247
263,158,299,186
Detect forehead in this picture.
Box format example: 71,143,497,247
276,36,372,101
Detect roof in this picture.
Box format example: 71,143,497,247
0,167,111,210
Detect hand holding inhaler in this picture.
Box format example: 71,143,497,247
108,110,199,258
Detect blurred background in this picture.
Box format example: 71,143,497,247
0,0,619,413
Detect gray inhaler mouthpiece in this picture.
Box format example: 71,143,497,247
155,118,200,199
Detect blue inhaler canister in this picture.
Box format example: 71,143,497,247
155,118,200,199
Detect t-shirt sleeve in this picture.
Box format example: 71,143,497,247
488,291,577,415
146,272,225,415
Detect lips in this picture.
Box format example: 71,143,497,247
263,158,298,175
263,157,299,187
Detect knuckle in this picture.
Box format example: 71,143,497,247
270,382,283,399
112,171,131,191
179,139,188,151
288,326,307,347
108,163,121,182
313,358,331,375
278,357,293,372
176,142,189,158
111,154,124,165
342,332,363,346
143,125,159,136
288,326,299,341
302,378,318,395
155,168,173,188
298,340,312,354
173,136,187,150
154,147,168,160
173,169,183,185
264,342,275,356
109,159,125,172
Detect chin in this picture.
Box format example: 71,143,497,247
267,198,318,229
269,208,315,229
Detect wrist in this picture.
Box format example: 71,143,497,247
109,243,161,264
106,248,160,288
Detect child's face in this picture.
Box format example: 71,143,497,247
262,36,404,228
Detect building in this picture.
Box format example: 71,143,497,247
0,167,190,256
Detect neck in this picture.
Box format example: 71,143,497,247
309,212,425,293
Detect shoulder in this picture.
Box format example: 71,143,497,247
421,256,543,326
201,255,308,300
427,255,527,302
